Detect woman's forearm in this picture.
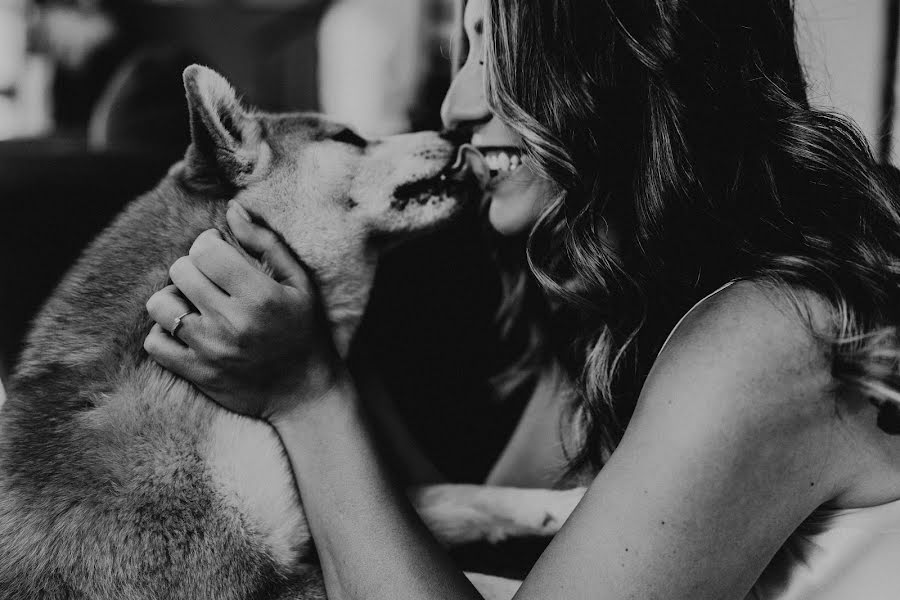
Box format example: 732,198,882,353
273,377,483,600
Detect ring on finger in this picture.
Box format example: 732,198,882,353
171,310,194,341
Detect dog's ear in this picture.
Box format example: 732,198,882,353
182,65,269,186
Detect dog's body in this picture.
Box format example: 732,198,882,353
0,67,581,599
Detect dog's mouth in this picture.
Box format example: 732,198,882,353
391,145,488,211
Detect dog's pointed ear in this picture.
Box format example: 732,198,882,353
182,65,269,186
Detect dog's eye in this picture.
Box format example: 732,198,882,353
331,128,368,149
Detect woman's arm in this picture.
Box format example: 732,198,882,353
275,283,854,600
146,211,857,600
274,379,485,600
484,363,572,488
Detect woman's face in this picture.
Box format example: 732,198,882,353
441,0,556,236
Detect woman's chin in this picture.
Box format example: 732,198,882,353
487,196,537,236
485,176,556,236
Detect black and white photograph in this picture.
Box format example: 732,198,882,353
2,1,900,598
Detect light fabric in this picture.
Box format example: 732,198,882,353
755,501,900,599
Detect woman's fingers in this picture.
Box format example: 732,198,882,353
143,323,215,388
168,252,227,315
187,228,270,299
227,201,312,291
145,284,202,345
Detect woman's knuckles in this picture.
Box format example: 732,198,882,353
214,312,265,353
254,288,288,317
192,341,237,375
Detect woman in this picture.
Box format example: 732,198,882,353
144,0,900,598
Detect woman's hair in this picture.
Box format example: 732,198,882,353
472,0,900,471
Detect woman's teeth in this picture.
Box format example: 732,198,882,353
483,150,522,173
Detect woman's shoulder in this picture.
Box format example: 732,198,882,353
646,278,900,507
626,279,861,504
654,278,835,409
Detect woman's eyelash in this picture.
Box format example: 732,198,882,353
331,129,368,148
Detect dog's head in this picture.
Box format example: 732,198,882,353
178,65,479,354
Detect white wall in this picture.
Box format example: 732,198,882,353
795,0,891,156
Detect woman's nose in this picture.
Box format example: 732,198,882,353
440,61,492,132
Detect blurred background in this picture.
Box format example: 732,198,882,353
0,0,899,486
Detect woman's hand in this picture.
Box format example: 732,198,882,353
144,201,341,421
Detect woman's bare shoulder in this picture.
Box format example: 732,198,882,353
641,276,900,510
641,278,892,502
653,279,835,414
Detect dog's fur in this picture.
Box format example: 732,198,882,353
0,66,582,600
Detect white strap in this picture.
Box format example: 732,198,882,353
658,281,737,357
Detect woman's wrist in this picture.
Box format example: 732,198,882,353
269,364,360,438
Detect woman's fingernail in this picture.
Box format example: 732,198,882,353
229,201,251,222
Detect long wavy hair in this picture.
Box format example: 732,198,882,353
466,0,900,472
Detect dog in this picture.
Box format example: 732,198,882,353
0,65,582,599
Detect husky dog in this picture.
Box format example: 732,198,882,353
0,66,582,600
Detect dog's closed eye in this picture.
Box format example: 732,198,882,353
331,128,368,149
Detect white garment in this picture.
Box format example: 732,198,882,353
753,501,900,599
663,281,900,600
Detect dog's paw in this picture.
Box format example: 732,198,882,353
411,484,587,546
520,487,586,539
481,486,587,543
